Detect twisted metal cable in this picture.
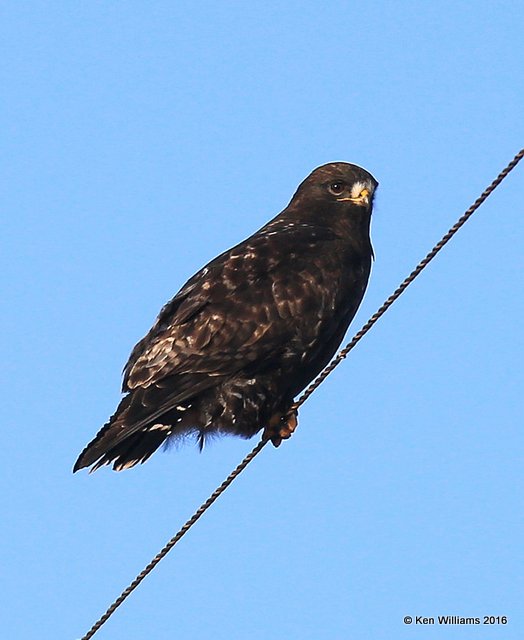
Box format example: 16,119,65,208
80,148,523,640
294,148,524,409
80,439,267,640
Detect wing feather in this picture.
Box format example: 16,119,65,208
123,224,339,391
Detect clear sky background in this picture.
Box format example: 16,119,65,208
2,2,523,639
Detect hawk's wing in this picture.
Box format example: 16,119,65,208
122,223,339,394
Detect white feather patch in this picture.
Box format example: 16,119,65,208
148,423,171,431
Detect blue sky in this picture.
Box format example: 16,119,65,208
2,2,523,639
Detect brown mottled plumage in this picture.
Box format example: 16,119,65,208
74,162,378,472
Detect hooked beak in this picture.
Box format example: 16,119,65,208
339,188,370,205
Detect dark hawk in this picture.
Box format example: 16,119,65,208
74,162,378,472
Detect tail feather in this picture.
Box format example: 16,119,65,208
73,391,194,472
91,428,171,472
74,374,217,472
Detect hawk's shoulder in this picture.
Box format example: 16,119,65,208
122,221,338,392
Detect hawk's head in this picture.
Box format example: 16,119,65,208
293,162,378,210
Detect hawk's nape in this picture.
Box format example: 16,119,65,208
74,162,378,472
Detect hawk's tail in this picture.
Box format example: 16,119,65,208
73,391,193,472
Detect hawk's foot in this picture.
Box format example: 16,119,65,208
262,409,298,447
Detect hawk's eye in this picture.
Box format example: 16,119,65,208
328,181,346,196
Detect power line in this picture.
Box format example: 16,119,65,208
80,148,523,640
293,148,524,409
80,439,266,640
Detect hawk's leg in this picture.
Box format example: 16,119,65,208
262,409,298,447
